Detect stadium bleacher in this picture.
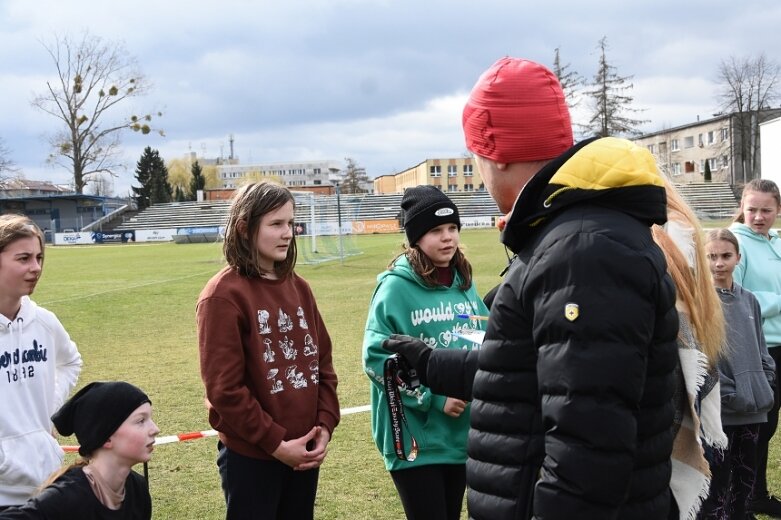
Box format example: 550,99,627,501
110,184,737,234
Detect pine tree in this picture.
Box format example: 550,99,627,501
189,160,205,200
703,160,712,182
132,147,171,209
552,46,583,111
132,147,154,210
584,37,648,137
174,185,186,202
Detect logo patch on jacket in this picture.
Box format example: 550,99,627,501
564,303,579,322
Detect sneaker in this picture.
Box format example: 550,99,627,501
751,494,781,517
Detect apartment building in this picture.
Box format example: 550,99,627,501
216,160,343,189
634,109,781,185
373,157,483,194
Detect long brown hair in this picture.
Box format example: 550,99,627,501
652,179,725,365
0,214,44,259
392,244,474,290
223,182,297,278
733,178,781,223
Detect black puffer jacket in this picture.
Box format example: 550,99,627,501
427,137,679,520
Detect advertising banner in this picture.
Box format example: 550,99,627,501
352,220,400,234
136,229,177,242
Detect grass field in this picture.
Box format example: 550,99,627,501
34,229,508,519
33,226,781,519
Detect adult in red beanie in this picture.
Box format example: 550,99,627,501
384,57,679,520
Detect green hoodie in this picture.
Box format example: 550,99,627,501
362,254,489,471
730,222,781,346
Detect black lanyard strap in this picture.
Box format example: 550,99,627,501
383,355,419,462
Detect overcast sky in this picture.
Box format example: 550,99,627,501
1,0,780,196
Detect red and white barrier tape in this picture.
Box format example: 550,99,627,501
61,404,370,453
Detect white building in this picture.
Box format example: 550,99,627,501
217,160,343,189
760,115,781,186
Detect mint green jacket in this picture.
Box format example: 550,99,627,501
362,255,489,471
731,223,781,347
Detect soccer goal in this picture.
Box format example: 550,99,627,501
291,191,362,265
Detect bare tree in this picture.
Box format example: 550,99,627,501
31,32,162,193
340,157,369,194
583,37,648,138
86,173,114,196
716,53,780,183
0,137,16,181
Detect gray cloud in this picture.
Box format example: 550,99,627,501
1,0,780,195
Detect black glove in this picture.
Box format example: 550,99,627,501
382,334,432,385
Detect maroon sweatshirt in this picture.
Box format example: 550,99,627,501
197,266,340,459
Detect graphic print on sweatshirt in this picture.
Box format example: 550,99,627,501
409,299,483,349
1,338,48,385
258,306,319,395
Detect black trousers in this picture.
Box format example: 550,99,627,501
217,441,319,520
755,347,781,498
699,423,761,519
390,463,466,520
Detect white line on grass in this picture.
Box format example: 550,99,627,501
39,270,218,305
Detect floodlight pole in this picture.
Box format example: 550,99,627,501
334,181,344,264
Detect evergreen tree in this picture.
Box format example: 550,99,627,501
552,46,583,111
189,160,205,200
583,37,648,137
132,147,154,209
340,157,369,194
174,185,187,202
703,160,712,182
132,146,171,209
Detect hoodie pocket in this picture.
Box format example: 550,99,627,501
0,430,64,488
730,371,775,414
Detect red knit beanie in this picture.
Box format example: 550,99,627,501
462,57,573,163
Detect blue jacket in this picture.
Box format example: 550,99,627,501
730,223,781,347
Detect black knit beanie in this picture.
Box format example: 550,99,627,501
52,381,151,457
400,186,461,246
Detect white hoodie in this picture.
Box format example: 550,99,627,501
0,296,81,506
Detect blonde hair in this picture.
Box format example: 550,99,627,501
223,182,297,278
652,179,725,365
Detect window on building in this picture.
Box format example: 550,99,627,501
448,165,458,177
708,158,718,170
647,144,655,154
463,164,473,176
722,155,729,169
699,160,705,172
479,183,485,191
659,141,668,155
430,165,441,177
671,139,679,151
684,136,694,148
685,161,695,173
721,128,729,141
672,163,681,176
314,168,321,174
464,183,474,191
697,134,703,147
707,131,715,145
